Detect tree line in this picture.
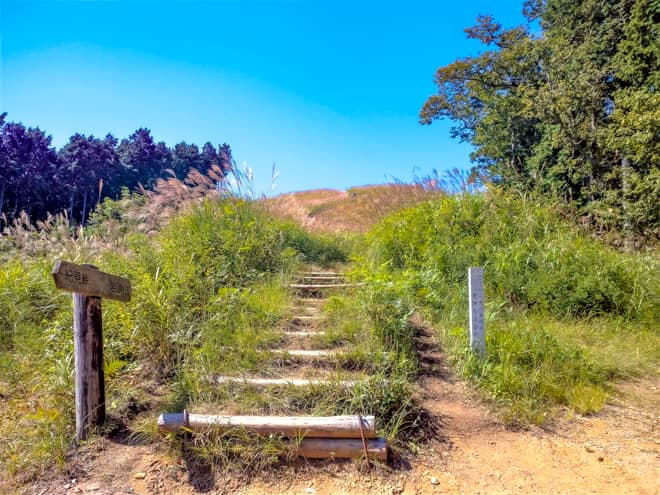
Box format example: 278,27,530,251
0,113,232,226
421,0,658,241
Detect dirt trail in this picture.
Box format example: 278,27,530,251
23,316,658,495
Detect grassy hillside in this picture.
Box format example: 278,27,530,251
265,183,440,233
357,189,658,423
0,178,425,487
1,174,657,488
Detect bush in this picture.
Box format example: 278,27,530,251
362,190,659,423
367,191,658,321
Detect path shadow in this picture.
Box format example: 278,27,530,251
181,440,216,493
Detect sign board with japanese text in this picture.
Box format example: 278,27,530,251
52,260,131,302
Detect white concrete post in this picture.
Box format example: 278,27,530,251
468,267,485,355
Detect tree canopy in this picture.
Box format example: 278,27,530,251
0,116,233,226
421,0,659,241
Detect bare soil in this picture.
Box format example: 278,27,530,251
22,317,658,495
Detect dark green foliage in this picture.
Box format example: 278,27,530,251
421,0,659,240
0,114,233,226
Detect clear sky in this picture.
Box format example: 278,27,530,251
1,0,527,195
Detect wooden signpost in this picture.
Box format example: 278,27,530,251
52,260,131,441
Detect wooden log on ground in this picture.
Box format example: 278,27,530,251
298,277,346,282
298,273,346,280
271,349,334,358
289,283,362,289
291,315,322,321
210,376,360,387
298,272,346,277
157,413,377,438
298,437,388,460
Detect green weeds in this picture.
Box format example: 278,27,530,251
362,190,659,424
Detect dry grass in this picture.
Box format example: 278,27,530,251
265,183,441,234
131,164,230,233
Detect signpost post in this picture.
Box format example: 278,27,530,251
52,260,131,441
468,267,486,356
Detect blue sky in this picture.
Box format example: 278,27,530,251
2,0,527,194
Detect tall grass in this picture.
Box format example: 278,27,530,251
0,169,352,485
362,188,659,424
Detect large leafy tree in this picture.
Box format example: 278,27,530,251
0,115,234,225
0,117,60,221
172,142,201,179
58,133,120,224
421,0,658,240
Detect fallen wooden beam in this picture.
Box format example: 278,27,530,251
289,283,362,289
271,349,334,358
300,274,346,278
298,277,347,282
291,315,322,321
157,413,376,438
210,376,359,387
298,437,387,460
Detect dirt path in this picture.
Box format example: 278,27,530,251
23,320,658,495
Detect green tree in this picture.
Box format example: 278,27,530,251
421,0,659,241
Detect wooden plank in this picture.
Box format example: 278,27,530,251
298,272,346,277
210,376,360,387
271,349,334,358
291,315,322,320
289,283,362,289
157,413,377,438
298,438,388,460
52,260,131,302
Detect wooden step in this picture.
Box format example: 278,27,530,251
157,413,376,438
298,276,346,282
291,315,322,321
283,330,326,337
271,349,334,358
210,376,360,387
299,437,387,460
289,283,362,289
298,272,346,277
297,298,328,304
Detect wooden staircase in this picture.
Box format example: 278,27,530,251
158,269,388,461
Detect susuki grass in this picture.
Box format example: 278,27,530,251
1,169,426,485
2,167,657,485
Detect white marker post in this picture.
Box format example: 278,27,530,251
468,267,485,356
